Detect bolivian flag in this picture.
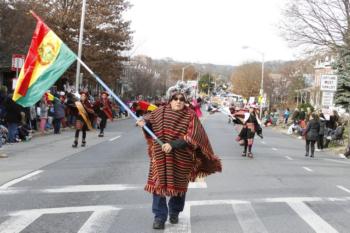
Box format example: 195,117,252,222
13,11,76,107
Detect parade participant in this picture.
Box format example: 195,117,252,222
72,91,95,148
191,97,203,118
236,105,263,158
136,81,222,230
94,91,113,137
303,113,320,157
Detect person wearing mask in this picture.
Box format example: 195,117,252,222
304,113,320,158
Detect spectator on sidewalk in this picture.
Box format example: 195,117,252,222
53,95,66,134
4,94,22,143
284,108,290,125
317,113,326,151
303,113,320,158
39,96,49,134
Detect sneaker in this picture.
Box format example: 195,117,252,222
315,149,321,152
152,219,165,230
169,215,179,224
0,153,8,158
241,152,246,157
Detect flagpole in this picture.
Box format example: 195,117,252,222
75,57,164,146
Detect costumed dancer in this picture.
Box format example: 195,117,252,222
94,91,113,137
136,81,222,230
235,105,263,158
191,97,203,118
72,91,95,148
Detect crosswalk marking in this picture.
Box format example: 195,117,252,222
0,206,120,233
287,201,339,233
0,214,41,233
232,203,268,233
43,184,142,193
0,181,208,195
2,198,350,232
77,209,120,233
165,205,191,233
0,170,43,189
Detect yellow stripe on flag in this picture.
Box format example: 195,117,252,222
13,31,62,101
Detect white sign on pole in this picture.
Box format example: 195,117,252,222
322,91,334,106
320,75,337,91
248,97,255,104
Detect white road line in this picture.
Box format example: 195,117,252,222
324,159,350,165
165,205,191,233
0,170,43,189
42,184,142,193
0,214,41,233
285,156,293,161
303,167,313,172
272,148,278,151
77,209,120,233
10,205,118,216
287,201,339,233
109,136,121,141
336,185,350,194
43,182,207,193
232,203,268,233
188,181,207,189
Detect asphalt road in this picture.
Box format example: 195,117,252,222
0,112,350,233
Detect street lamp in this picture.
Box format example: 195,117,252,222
242,46,265,119
181,64,192,82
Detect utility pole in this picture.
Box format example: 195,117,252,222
75,0,87,93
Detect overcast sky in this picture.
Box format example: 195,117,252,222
124,0,297,66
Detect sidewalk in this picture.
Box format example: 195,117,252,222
271,124,347,158
0,117,130,186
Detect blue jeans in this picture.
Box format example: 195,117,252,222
152,193,186,222
7,123,18,143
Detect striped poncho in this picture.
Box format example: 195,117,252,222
143,105,222,196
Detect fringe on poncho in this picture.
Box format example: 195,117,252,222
143,105,222,196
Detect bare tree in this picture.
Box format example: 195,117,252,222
230,62,271,99
281,0,350,53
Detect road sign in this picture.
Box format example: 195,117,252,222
11,54,25,71
322,91,334,107
320,75,337,91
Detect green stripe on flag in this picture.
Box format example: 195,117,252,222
16,43,76,107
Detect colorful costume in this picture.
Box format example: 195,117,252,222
94,92,113,137
236,111,262,158
143,105,222,196
72,93,95,147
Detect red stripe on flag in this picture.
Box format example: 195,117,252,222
18,18,49,96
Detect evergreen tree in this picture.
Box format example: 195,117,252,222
334,48,350,110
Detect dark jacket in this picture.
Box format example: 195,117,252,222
305,119,320,141
54,99,65,119
319,118,326,136
4,97,22,124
